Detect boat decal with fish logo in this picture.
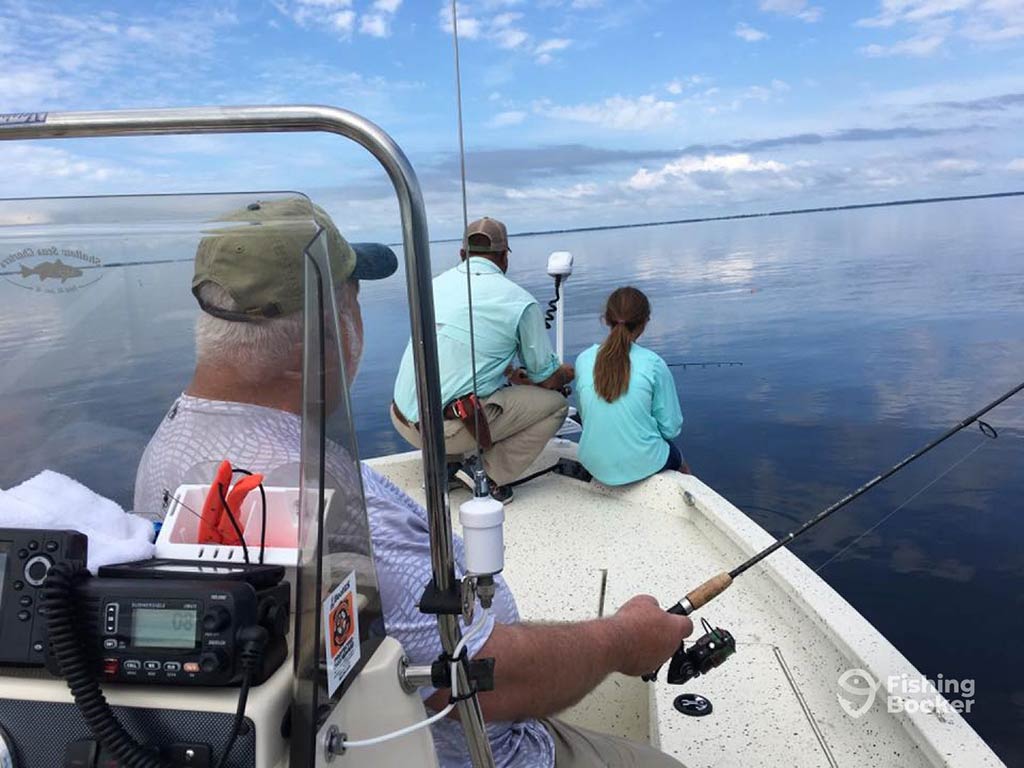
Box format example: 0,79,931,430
19,259,83,283
1,245,103,293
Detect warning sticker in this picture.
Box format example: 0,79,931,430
323,570,360,697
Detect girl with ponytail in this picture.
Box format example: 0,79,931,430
574,287,688,485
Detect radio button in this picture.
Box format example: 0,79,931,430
17,610,30,621
19,595,32,607
124,660,142,672
183,662,201,674
202,606,231,633
12,580,23,591
46,540,59,552
144,661,161,672
17,549,28,559
32,641,44,653
103,659,119,676
24,555,53,586
28,540,39,551
164,661,182,672
199,651,226,673
103,638,118,650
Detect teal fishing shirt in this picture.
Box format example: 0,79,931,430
393,257,560,423
575,342,684,485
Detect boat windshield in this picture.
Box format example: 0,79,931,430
0,191,381,721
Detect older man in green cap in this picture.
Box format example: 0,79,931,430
391,216,575,502
134,199,691,768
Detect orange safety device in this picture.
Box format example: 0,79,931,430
197,460,265,546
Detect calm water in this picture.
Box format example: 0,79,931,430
1,196,1022,764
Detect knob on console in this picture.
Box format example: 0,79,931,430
199,650,227,674
202,606,231,633
24,554,53,587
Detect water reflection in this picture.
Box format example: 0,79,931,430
0,195,1021,764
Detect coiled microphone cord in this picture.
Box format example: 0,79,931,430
543,275,562,330
43,562,168,768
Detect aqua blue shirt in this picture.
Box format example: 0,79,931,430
393,258,560,423
575,342,684,485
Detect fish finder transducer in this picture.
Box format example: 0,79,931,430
0,527,88,666
44,558,290,686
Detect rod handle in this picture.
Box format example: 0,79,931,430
683,572,733,613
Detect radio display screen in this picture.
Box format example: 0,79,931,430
131,607,198,649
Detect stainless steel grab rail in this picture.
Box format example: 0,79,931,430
0,106,495,768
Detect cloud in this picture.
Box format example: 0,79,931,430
1008,158,1024,172
534,37,572,64
0,145,140,191
419,121,978,191
535,94,678,130
428,144,682,185
666,75,706,95
759,0,822,23
928,91,1024,111
359,0,403,38
0,3,239,108
436,3,528,49
488,110,527,127
735,22,768,41
861,31,948,57
627,153,789,191
931,157,982,174
857,0,1024,57
438,2,581,63
274,0,356,37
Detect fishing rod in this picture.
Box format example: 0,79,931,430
645,378,1024,685
666,360,743,369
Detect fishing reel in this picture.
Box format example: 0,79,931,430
665,618,736,685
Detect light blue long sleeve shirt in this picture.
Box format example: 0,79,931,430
575,342,684,486
393,258,560,423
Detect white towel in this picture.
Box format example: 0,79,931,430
0,470,155,573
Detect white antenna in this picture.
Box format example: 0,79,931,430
546,251,573,362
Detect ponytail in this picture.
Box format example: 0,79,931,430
593,287,651,403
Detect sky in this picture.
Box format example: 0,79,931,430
2,0,1024,241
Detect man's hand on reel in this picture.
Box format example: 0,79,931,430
608,595,694,677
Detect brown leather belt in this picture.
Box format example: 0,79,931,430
392,396,493,451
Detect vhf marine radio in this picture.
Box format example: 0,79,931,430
0,528,88,666
45,558,290,686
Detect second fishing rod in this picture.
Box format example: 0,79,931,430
643,377,1024,685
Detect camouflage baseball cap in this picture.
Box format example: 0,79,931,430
192,197,398,322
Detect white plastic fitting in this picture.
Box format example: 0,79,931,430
546,250,574,278
458,495,505,576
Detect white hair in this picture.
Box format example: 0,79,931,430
194,283,304,383
194,282,361,384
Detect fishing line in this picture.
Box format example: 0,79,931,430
450,0,485,479
663,378,1024,616
666,361,743,369
814,434,991,573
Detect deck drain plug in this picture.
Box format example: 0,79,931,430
673,693,713,717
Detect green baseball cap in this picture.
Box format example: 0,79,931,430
192,197,398,322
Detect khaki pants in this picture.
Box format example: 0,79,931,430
542,718,686,768
390,387,568,486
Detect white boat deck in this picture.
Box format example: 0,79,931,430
369,441,1004,768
